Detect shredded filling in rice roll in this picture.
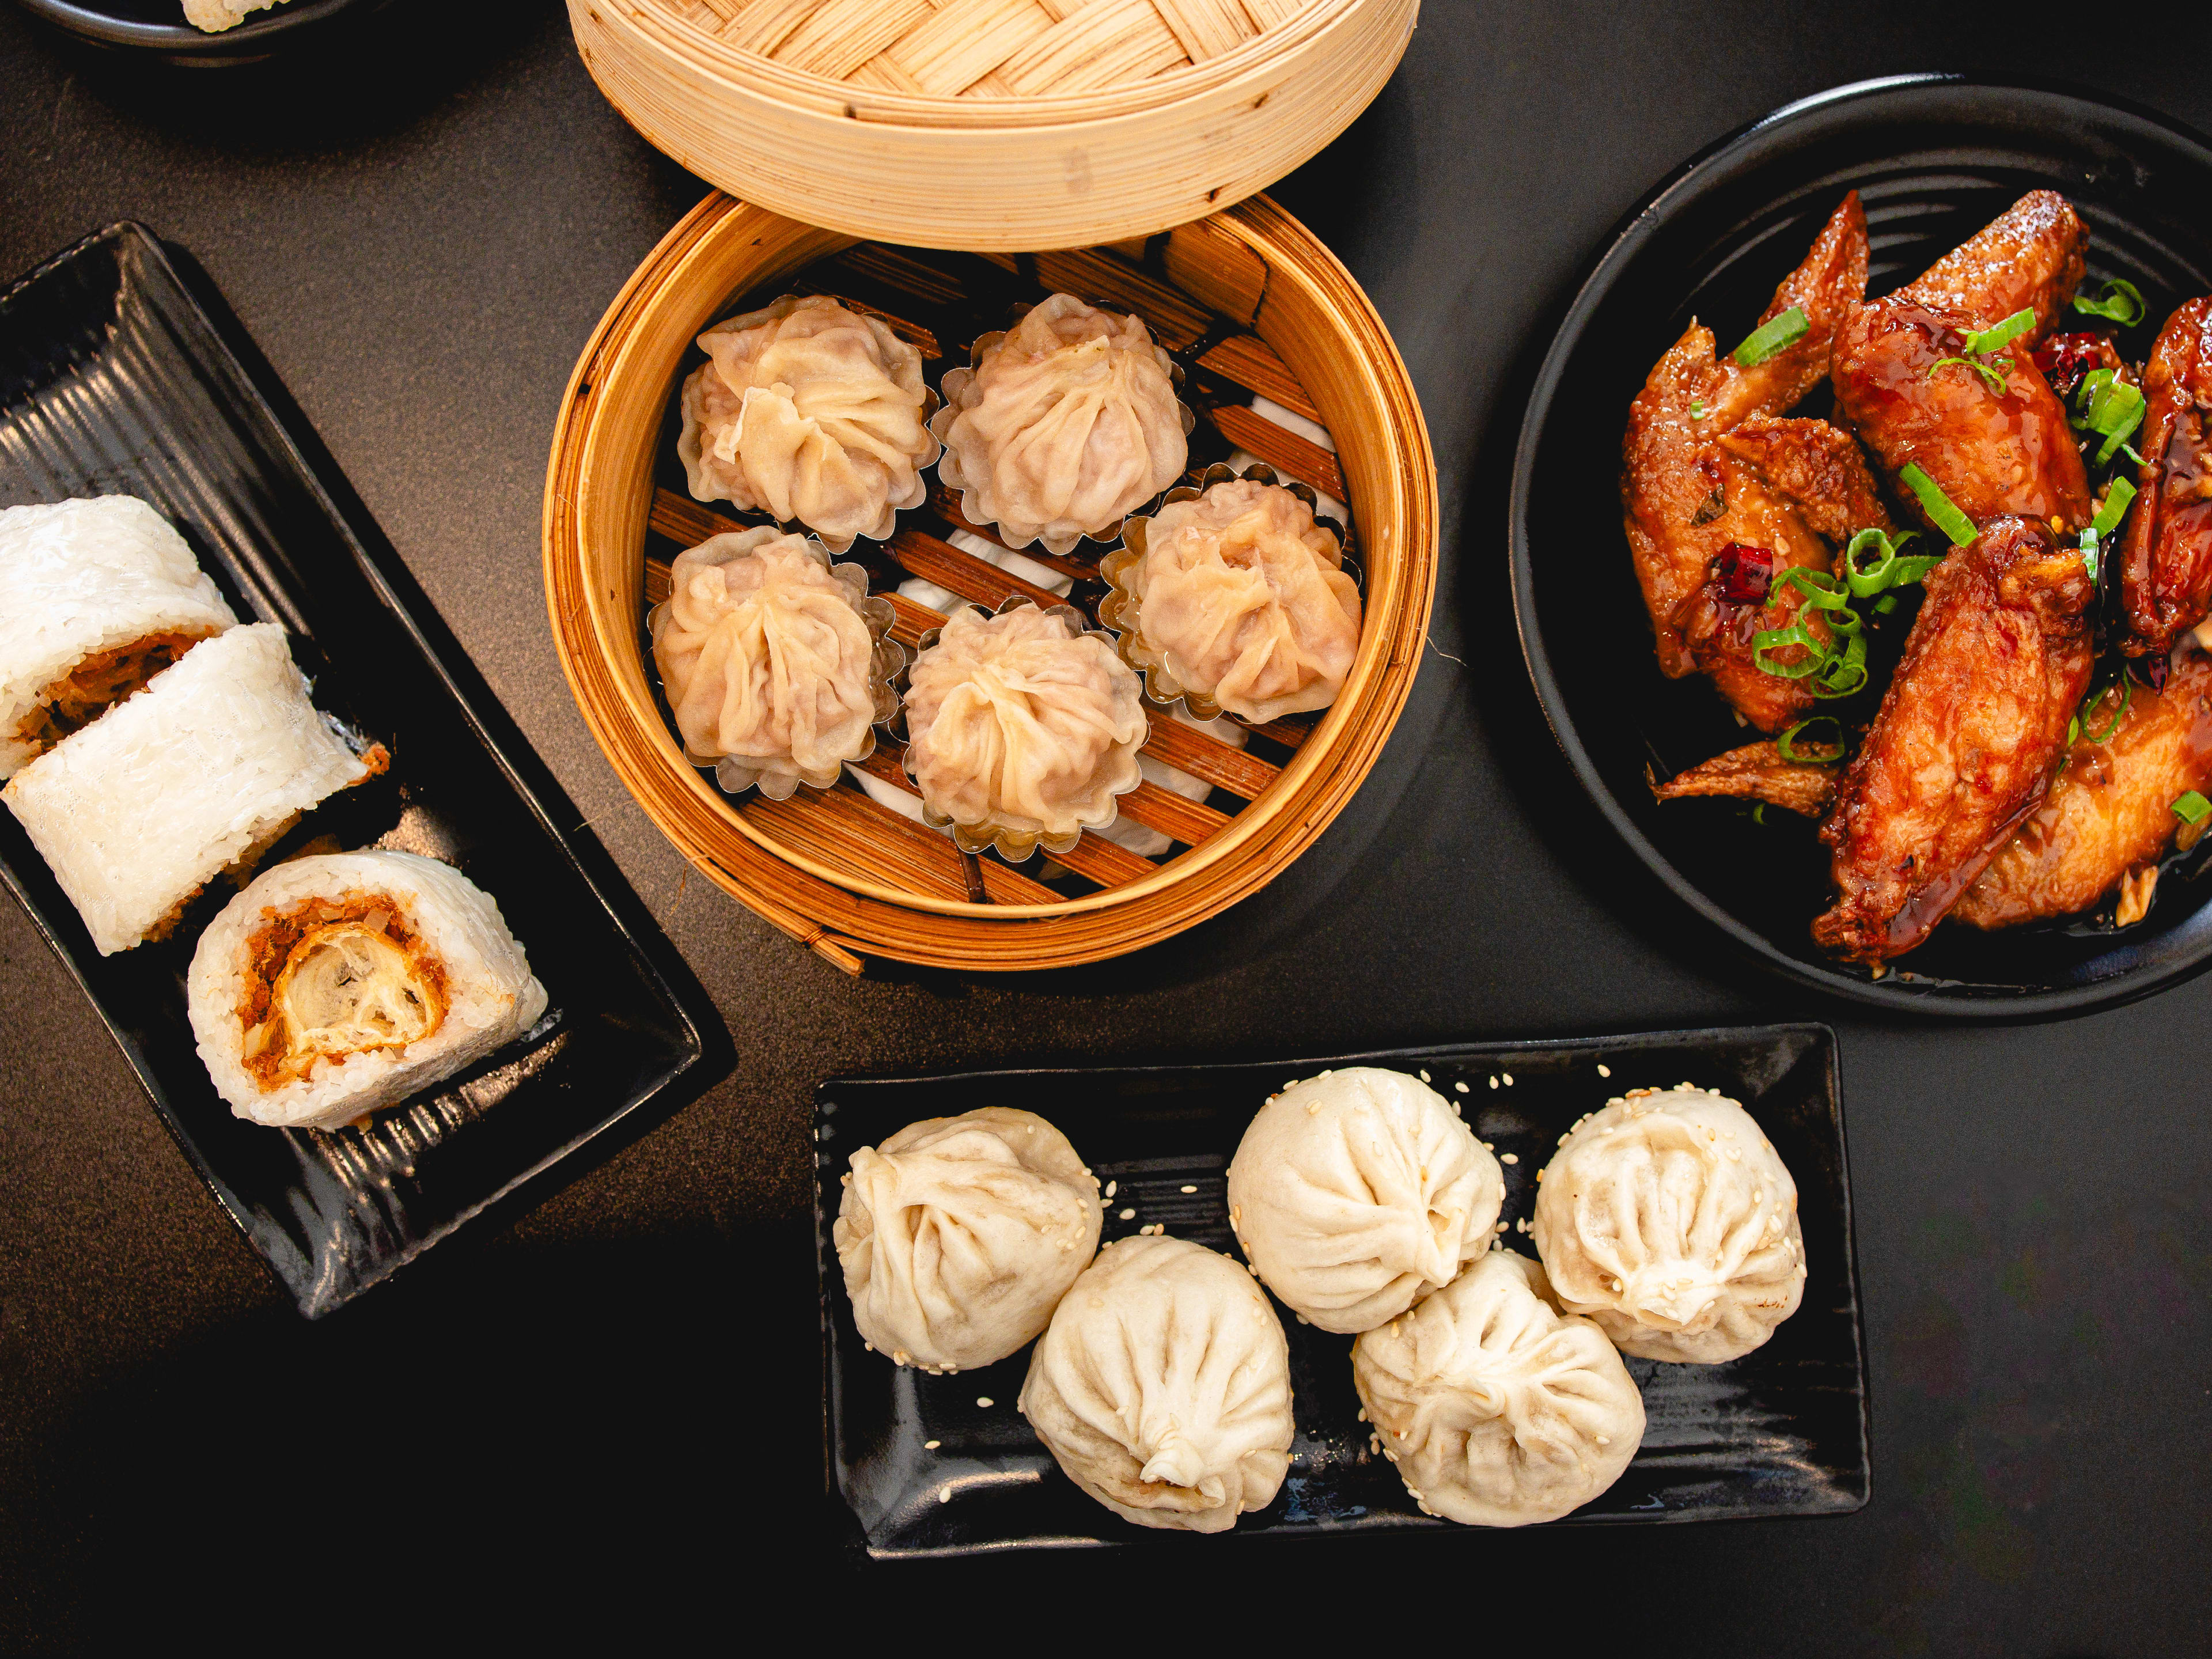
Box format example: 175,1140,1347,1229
236,893,451,1089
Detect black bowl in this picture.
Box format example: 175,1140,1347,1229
10,0,391,62
1510,74,2212,1020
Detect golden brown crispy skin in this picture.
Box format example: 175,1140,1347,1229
2119,298,2212,657
1651,740,1840,817
1889,190,2088,340
1813,518,2095,964
1832,300,2092,532
1621,194,1872,731
1664,417,1898,732
1955,650,2212,927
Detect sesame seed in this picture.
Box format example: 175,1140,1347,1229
976,1396,994,1408
1597,1064,1611,1078
1119,1208,1136,1221
1105,1181,1117,1199
940,1486,952,1503
1418,1069,1431,1082
1180,1185,1197,1194
1502,1073,1514,1086
1487,1077,1498,1090
1501,1153,1519,1165
924,1439,941,1450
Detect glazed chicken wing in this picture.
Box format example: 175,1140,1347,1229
1831,190,2092,533
1832,301,2092,532
1651,738,1840,817
1955,649,2212,927
2119,298,2212,657
1622,194,1874,732
1661,415,1899,732
1813,518,2094,965
1886,190,2088,340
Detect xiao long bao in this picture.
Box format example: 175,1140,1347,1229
933,293,1191,555
835,1107,1101,1374
901,601,1146,860
1104,470,1363,724
1532,1086,1806,1363
677,294,938,551
650,527,900,800
1019,1234,1295,1533
1351,1251,1646,1527
1226,1067,1504,1334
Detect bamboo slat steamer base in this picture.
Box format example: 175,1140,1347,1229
567,0,1421,249
544,191,1435,972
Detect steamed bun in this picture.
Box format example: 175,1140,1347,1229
1226,1067,1503,1334
835,1107,1101,1374
1020,1234,1294,1533
1531,1086,1805,1363
1353,1250,1645,1526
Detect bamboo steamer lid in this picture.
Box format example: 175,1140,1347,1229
569,0,1421,249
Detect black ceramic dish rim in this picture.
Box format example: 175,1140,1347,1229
11,0,380,55
1508,71,2212,1024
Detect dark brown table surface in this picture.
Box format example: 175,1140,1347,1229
3,3,2208,1647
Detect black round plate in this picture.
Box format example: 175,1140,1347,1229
1510,74,2212,1020
11,0,389,61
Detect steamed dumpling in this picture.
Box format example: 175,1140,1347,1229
935,293,1188,555
677,294,936,550
903,603,1145,858
1532,1086,1806,1363
1019,1234,1294,1533
1226,1067,1504,1334
650,527,893,800
834,1107,1101,1374
1118,479,1361,723
1352,1251,1645,1527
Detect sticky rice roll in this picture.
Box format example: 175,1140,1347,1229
188,850,548,1130
0,496,238,780
1,623,384,955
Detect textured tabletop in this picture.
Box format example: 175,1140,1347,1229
1,2,2207,1646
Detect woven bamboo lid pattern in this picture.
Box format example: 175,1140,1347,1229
570,0,1420,248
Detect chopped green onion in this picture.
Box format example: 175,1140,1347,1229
2083,676,2131,745
2074,278,2147,328
1776,717,1844,765
1752,619,1826,679
2067,715,2081,747
2173,790,2211,826
1874,593,1900,615
1812,630,1870,698
1844,527,1939,597
1899,463,1979,547
1751,803,1768,825
2082,377,2147,465
2073,368,2116,418
1689,397,1708,421
2081,527,2099,582
1930,355,2012,395
2092,478,2139,540
1733,306,1809,367
1963,308,2037,355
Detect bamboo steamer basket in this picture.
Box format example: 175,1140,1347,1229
543,190,1436,972
568,0,1421,249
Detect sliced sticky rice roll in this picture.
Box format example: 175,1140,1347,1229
2,623,385,955
0,496,238,780
188,850,548,1129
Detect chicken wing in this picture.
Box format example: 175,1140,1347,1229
1622,194,1873,732
1954,649,2212,927
1661,416,1899,732
2119,298,2212,658
1813,517,2094,965
1651,738,1840,817
1887,189,2087,340
1832,300,2092,532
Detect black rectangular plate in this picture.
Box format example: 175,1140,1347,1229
0,223,726,1317
817,1024,1866,1556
